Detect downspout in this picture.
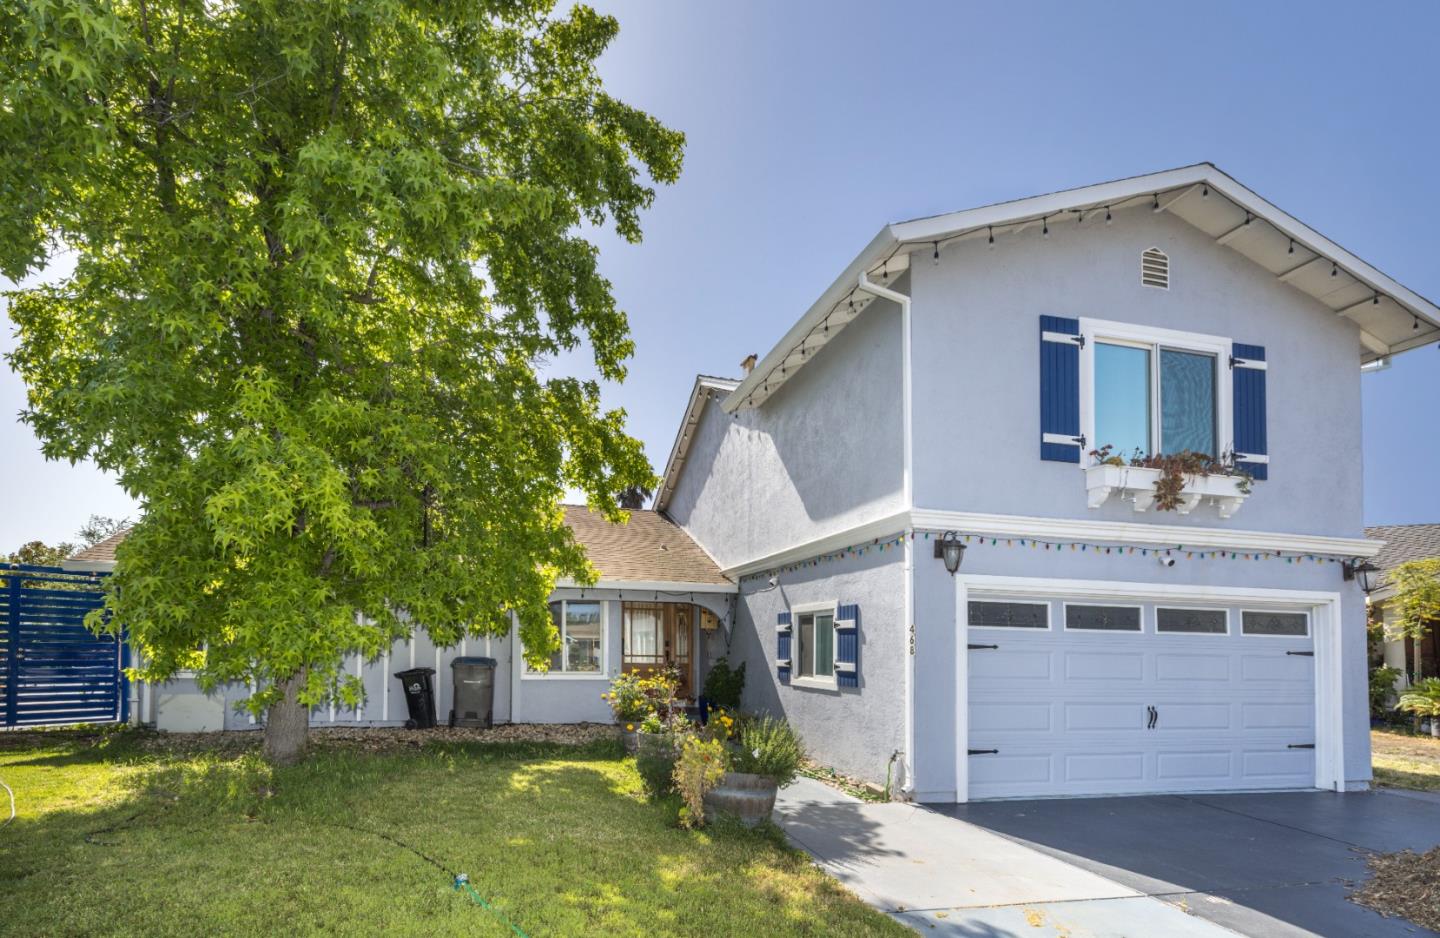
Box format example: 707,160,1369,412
856,269,915,797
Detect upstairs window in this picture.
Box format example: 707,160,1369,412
1085,320,1228,459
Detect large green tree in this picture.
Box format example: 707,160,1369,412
1,1,679,762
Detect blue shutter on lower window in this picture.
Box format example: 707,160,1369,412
1231,343,1268,481
776,612,791,684
834,604,859,689
1040,316,1085,462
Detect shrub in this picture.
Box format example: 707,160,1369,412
702,659,746,710
673,735,728,829
729,715,805,787
1398,678,1440,732
603,670,679,723
1370,666,1403,718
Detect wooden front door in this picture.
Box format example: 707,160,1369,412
622,602,694,698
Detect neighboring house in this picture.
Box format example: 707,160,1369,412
1365,523,1440,687
65,507,735,732
655,163,1439,803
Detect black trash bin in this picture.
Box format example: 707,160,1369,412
449,656,497,728
394,667,438,729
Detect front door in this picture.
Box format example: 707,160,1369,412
622,602,694,698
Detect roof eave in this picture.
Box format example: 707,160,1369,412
653,375,739,513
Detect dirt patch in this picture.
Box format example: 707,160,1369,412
1351,846,1440,932
1373,729,1440,764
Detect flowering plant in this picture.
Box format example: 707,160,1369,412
673,735,728,829
603,670,679,723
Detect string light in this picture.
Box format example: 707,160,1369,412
1288,238,1295,255
1104,206,1112,224
1202,184,1209,197
987,226,994,247
1152,193,1160,211
1373,293,1380,305
1243,212,1252,226
1042,216,1049,238
1415,316,1422,331
932,241,940,265
1332,261,1338,277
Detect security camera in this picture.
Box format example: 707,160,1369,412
766,575,779,589
1157,555,1176,568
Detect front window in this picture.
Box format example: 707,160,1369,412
795,608,835,684
1087,320,1225,459
531,600,604,674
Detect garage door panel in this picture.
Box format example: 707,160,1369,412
1240,654,1311,683
1241,748,1315,780
1155,653,1230,682
970,649,1051,681
971,701,1052,733
1064,651,1143,681
1064,702,1144,731
1064,752,1145,783
1155,750,1233,781
970,753,1052,787
1153,702,1231,731
1241,701,1314,731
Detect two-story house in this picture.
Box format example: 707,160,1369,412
656,164,1439,802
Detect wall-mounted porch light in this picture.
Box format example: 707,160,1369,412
934,531,966,575
1342,559,1379,594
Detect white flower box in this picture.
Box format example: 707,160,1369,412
1084,464,1249,519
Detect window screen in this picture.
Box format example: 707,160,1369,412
1160,348,1217,455
1157,607,1227,634
969,601,1048,629
1065,604,1142,631
1242,611,1308,636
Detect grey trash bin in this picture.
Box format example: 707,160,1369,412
449,656,497,728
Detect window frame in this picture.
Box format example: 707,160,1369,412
790,601,838,690
1062,601,1145,633
1240,609,1311,639
1155,605,1230,636
967,598,1052,631
1079,317,1233,462
523,598,609,679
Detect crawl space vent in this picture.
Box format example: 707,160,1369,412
1141,247,1169,289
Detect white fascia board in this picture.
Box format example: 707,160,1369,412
552,578,737,594
911,508,1382,558
654,375,739,512
721,508,911,579
721,226,898,413
60,559,116,573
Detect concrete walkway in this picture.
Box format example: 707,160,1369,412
775,776,1239,937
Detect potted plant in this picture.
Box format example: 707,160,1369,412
603,670,678,752
703,715,805,828
635,711,689,797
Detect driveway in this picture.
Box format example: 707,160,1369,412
939,787,1440,937
776,778,1440,937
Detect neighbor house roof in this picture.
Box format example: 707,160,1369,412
653,375,740,513
562,505,732,590
62,528,132,572
724,163,1440,412
1364,524,1440,571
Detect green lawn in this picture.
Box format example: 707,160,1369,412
1373,727,1440,792
0,729,905,938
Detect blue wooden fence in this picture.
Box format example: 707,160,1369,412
1,563,125,728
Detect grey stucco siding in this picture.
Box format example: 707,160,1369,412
910,543,1369,802
908,204,1364,538
664,281,907,569
731,547,907,786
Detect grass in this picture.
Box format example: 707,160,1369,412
0,728,907,938
1372,727,1440,792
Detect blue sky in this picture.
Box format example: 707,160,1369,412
2,1,1437,550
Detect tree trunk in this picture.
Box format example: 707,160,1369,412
263,671,309,765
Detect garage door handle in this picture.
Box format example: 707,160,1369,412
967,643,999,650
1146,705,1158,729
967,749,999,755
1288,743,1315,749
1286,650,1314,657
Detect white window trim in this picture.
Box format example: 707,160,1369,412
1061,600,1145,633
1240,608,1312,639
790,601,839,691
522,599,609,679
1154,605,1231,636
967,598,1052,631
1079,317,1233,463
953,576,1344,804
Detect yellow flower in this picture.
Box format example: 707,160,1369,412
626,723,635,732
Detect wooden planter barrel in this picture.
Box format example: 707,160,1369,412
703,772,778,828
619,727,641,753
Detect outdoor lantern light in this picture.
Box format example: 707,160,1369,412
1343,559,1380,593
934,531,966,575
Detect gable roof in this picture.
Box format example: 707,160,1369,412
724,163,1440,412
1364,523,1440,572
562,505,731,589
59,513,733,590
653,375,739,513
62,528,132,572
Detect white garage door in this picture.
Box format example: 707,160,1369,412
966,598,1316,800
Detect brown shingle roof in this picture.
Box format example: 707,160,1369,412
1365,524,1440,571
67,528,131,565
563,505,730,586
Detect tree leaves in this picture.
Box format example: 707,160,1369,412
3,0,679,712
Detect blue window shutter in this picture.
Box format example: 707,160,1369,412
776,612,791,684
1040,316,1084,463
834,603,859,689
1231,343,1268,481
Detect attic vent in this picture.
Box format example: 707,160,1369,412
1141,247,1169,290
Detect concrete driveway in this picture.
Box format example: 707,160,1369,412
776,778,1440,937
940,787,1440,937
